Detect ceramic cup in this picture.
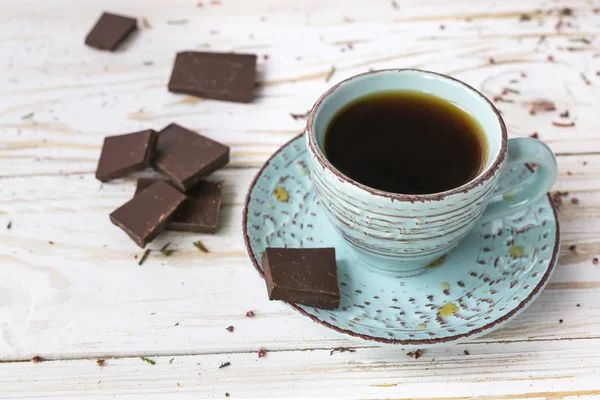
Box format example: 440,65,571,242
306,69,557,276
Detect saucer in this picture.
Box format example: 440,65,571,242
242,134,559,347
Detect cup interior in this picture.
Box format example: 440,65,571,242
309,69,505,190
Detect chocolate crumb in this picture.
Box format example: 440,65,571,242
439,24,445,30
567,171,572,175
48,241,54,245
559,319,564,323
560,110,569,118
245,310,255,317
226,325,234,332
521,72,527,78
547,55,554,62
529,132,539,138
96,359,105,366
488,57,495,64
257,348,266,358
407,349,424,359
330,347,356,356
571,197,579,204
552,121,575,127
576,303,581,307
31,356,42,363
593,257,599,265
174,322,179,326
569,245,577,251
225,394,230,398
219,362,231,369
464,350,470,355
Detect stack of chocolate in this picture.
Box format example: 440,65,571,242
97,124,229,247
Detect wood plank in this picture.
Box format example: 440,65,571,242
1,0,600,177
1,154,599,359
1,339,599,399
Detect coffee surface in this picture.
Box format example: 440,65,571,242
324,90,487,195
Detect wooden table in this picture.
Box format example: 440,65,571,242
1,0,599,398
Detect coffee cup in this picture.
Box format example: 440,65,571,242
306,69,557,275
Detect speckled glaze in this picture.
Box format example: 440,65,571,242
306,69,557,275
243,134,560,347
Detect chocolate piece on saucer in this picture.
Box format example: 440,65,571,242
261,248,340,309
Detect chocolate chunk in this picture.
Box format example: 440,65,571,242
110,181,186,248
96,130,157,182
136,178,222,233
262,248,340,309
85,12,137,51
153,123,229,191
168,51,257,103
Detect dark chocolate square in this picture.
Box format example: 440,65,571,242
153,123,229,191
96,129,157,182
85,12,137,51
168,51,257,103
136,178,222,233
110,181,186,248
262,248,340,310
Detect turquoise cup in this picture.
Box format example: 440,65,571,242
306,69,557,276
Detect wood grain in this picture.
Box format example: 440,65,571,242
1,339,599,399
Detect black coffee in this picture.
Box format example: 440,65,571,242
324,90,487,195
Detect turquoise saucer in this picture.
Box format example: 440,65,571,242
243,134,559,347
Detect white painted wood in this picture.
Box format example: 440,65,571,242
1,0,600,397
1,339,600,399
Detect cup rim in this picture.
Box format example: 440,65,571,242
306,68,508,202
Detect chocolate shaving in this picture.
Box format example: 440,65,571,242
330,347,356,356
325,66,336,82
580,73,591,85
530,99,556,114
560,110,569,118
245,310,255,317
193,240,209,253
464,350,470,355
290,111,310,120
219,362,231,369
138,249,151,266
552,121,575,127
140,356,156,365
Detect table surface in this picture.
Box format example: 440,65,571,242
1,0,599,398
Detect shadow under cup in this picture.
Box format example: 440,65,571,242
306,69,507,275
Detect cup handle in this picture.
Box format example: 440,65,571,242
481,137,558,221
